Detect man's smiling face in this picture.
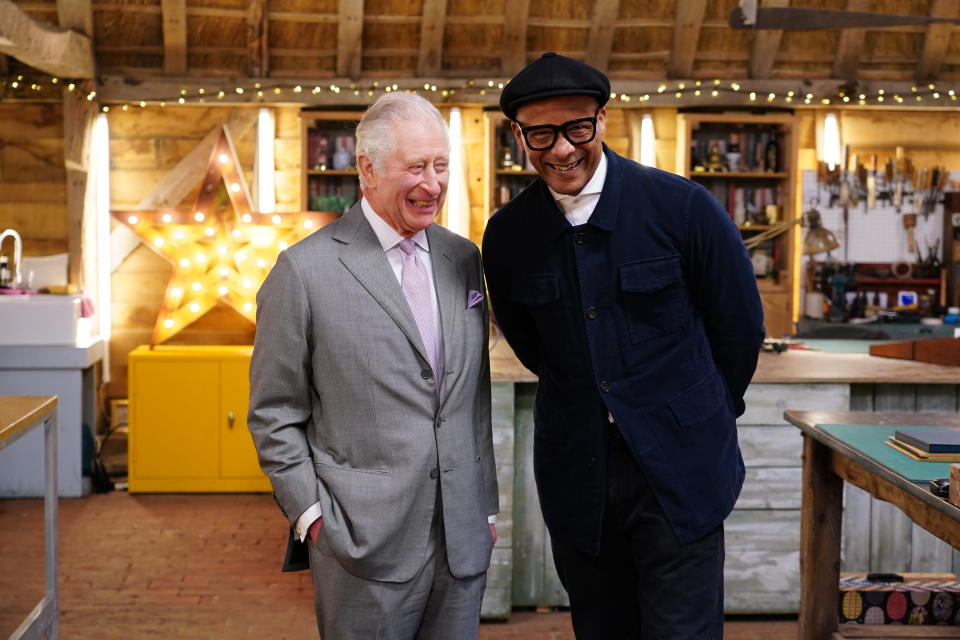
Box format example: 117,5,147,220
512,95,606,197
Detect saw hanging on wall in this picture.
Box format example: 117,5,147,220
730,2,960,30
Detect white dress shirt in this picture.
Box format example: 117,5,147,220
295,200,492,542
548,153,608,226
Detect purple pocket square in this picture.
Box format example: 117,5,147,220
467,290,484,309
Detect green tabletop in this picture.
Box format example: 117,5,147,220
819,423,957,482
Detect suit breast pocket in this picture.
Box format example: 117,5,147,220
618,256,685,343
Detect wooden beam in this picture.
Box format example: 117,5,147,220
416,0,446,77
831,0,872,80
0,54,7,75
916,0,959,83
336,0,363,78
748,0,789,79
585,0,620,71
56,0,91,35
161,0,187,75
502,0,530,76
110,111,259,271
247,0,268,77
668,0,707,78
62,80,97,288
0,0,94,78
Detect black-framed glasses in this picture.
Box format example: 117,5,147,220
517,112,599,151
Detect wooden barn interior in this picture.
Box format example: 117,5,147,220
4,1,960,638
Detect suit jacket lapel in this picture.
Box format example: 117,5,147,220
334,205,430,366
426,226,463,401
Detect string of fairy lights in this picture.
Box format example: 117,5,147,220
2,72,959,109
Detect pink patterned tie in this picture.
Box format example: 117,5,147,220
398,238,439,385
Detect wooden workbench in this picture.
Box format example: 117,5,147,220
0,395,59,640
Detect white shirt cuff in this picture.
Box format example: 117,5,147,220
295,502,323,542
487,515,496,525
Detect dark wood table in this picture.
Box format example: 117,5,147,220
784,410,960,640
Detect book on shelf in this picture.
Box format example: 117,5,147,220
894,428,960,453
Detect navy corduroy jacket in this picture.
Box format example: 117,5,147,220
482,145,765,553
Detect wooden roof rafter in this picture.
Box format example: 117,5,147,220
417,0,446,77
160,0,187,75
915,0,959,83
585,0,620,72
749,0,789,79
502,0,530,77
668,0,707,78
336,0,364,79
247,0,268,78
56,0,91,36
0,0,94,78
831,0,872,80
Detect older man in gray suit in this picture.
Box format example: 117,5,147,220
248,92,499,639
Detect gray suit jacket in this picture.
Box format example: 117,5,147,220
248,204,498,582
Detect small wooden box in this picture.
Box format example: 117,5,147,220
949,464,960,509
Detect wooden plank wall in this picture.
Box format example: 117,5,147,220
845,383,960,577
481,381,516,620
0,104,68,256
106,106,301,398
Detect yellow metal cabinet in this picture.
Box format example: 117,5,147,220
128,345,271,492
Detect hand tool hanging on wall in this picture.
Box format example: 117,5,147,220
867,154,877,210
903,212,918,255
915,168,928,215
893,146,905,211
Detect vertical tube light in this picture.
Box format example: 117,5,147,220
446,107,470,237
639,113,656,168
257,108,276,213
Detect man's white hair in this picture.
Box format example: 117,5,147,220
355,92,449,188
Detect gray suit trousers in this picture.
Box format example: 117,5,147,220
308,490,487,640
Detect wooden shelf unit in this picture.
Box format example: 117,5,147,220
484,111,538,217
300,110,363,214
677,111,800,337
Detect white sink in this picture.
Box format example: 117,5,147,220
0,294,82,345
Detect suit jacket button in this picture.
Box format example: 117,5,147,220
421,369,433,379
586,306,598,319
600,380,611,392
430,468,439,479
575,230,586,244
587,457,597,468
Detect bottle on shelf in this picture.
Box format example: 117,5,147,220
332,136,355,170
765,129,780,173
313,133,330,171
726,133,741,172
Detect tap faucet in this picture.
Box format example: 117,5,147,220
0,228,23,288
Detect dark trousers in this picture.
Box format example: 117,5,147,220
550,428,725,640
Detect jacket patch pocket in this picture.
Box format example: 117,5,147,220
668,372,725,428
510,274,560,308
618,255,683,343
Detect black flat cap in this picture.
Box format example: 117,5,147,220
499,52,611,121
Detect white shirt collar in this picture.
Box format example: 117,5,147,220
547,152,608,203
361,197,430,253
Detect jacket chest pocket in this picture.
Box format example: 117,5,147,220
618,256,685,343
511,274,560,309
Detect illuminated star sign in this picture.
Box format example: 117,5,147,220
113,127,338,344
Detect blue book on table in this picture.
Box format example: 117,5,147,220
894,428,960,454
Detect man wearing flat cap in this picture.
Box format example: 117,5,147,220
482,52,764,638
